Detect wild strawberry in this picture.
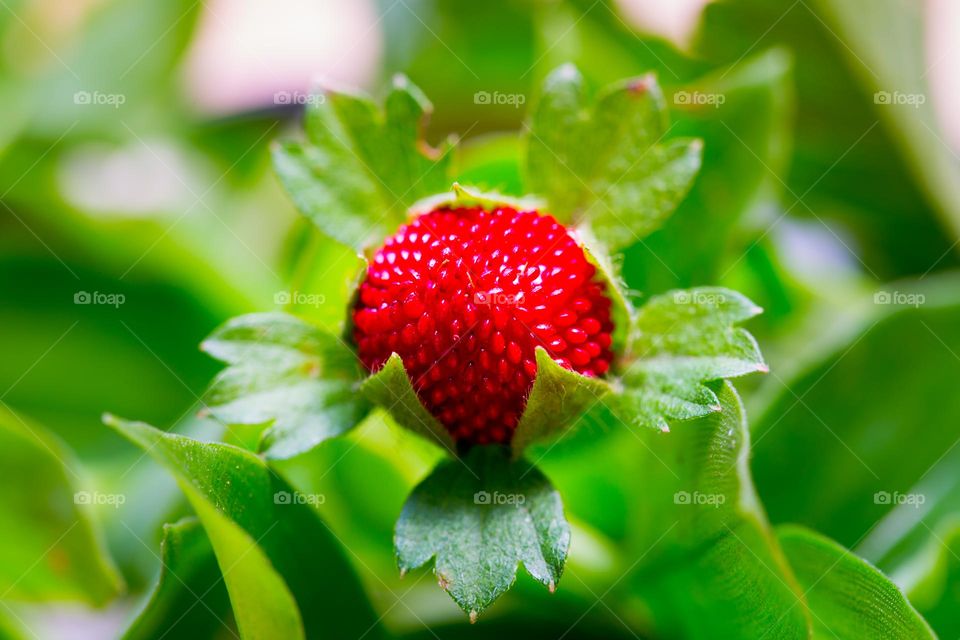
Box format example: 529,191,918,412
353,205,614,446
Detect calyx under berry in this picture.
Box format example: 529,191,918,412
353,205,614,446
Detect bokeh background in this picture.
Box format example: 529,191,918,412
1,0,959,638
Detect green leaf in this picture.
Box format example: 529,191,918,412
903,524,960,638
104,415,385,640
525,65,597,212
585,136,703,247
361,353,456,454
123,517,232,640
107,418,301,639
541,0,710,88
777,526,935,639
0,407,121,604
629,49,795,296
395,446,570,619
201,312,370,460
610,382,810,638
524,64,702,251
855,442,960,639
273,75,455,252
699,1,959,278
511,347,612,456
857,441,960,574
748,276,960,639
0,252,250,459
610,287,766,432
813,0,960,241
751,274,960,547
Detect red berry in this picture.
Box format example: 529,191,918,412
353,205,614,446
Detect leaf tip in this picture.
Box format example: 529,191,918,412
757,363,770,374
548,62,582,86
437,572,451,591
389,74,432,115
626,73,657,94
469,611,478,624
548,580,557,594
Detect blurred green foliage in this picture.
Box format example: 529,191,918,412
1,0,959,637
